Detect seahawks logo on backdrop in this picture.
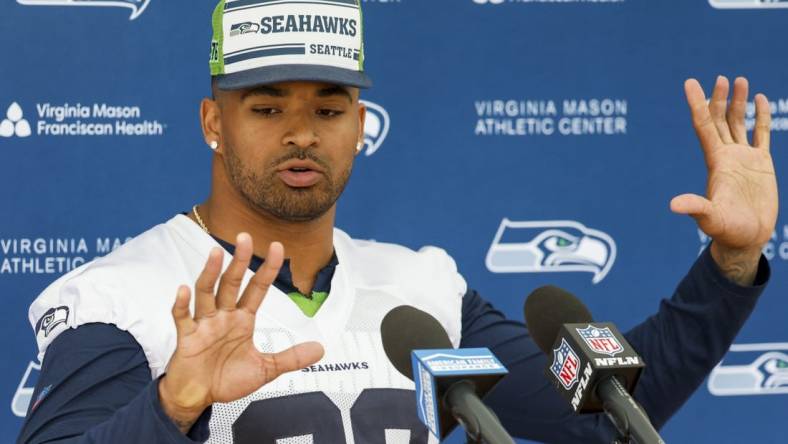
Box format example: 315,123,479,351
708,343,788,396
359,100,390,157
35,306,69,338
16,0,152,21
485,219,617,284
11,360,40,417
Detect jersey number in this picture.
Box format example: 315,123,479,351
232,388,429,443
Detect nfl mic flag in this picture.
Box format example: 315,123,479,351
412,348,508,439
546,323,644,413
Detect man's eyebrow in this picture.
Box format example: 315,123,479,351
241,86,288,101
317,85,353,103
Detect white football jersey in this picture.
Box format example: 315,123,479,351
29,215,467,444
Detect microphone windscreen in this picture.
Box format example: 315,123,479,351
380,305,453,380
524,285,594,355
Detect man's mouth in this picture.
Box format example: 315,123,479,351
277,160,324,188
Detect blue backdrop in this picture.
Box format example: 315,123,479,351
1,1,786,443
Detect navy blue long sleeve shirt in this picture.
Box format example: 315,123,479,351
17,244,769,444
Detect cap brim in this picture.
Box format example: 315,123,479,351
215,64,372,90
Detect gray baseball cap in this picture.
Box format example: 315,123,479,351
209,0,372,90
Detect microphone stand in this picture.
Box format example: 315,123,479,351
444,380,515,444
597,377,666,444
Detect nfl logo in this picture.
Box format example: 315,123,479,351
576,325,624,357
550,338,580,390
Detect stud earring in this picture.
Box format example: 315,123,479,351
209,141,219,150
356,141,364,153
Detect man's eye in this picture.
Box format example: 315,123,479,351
252,108,280,116
317,109,344,118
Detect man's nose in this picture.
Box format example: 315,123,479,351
281,111,319,149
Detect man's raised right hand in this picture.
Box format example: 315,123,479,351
158,233,324,433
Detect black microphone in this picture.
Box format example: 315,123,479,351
381,305,515,444
525,286,665,444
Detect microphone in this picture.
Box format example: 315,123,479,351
525,286,665,444
381,305,515,444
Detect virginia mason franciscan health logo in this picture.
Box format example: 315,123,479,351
0,101,166,138
0,103,31,138
486,219,617,284
16,0,151,20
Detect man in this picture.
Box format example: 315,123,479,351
18,1,778,443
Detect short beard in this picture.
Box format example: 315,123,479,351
224,144,352,222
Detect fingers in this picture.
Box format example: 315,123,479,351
216,233,254,310
172,285,197,336
237,242,285,314
196,236,285,317
688,76,770,150
194,247,223,318
753,93,772,151
685,79,723,153
726,77,749,145
262,341,324,380
709,76,734,144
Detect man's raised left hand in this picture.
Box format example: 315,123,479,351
672,76,778,285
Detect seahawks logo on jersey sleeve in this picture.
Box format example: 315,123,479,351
35,306,69,340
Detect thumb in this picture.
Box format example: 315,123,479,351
670,193,724,237
263,341,325,380
670,193,712,217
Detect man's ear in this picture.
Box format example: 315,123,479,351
200,97,222,152
355,102,367,156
